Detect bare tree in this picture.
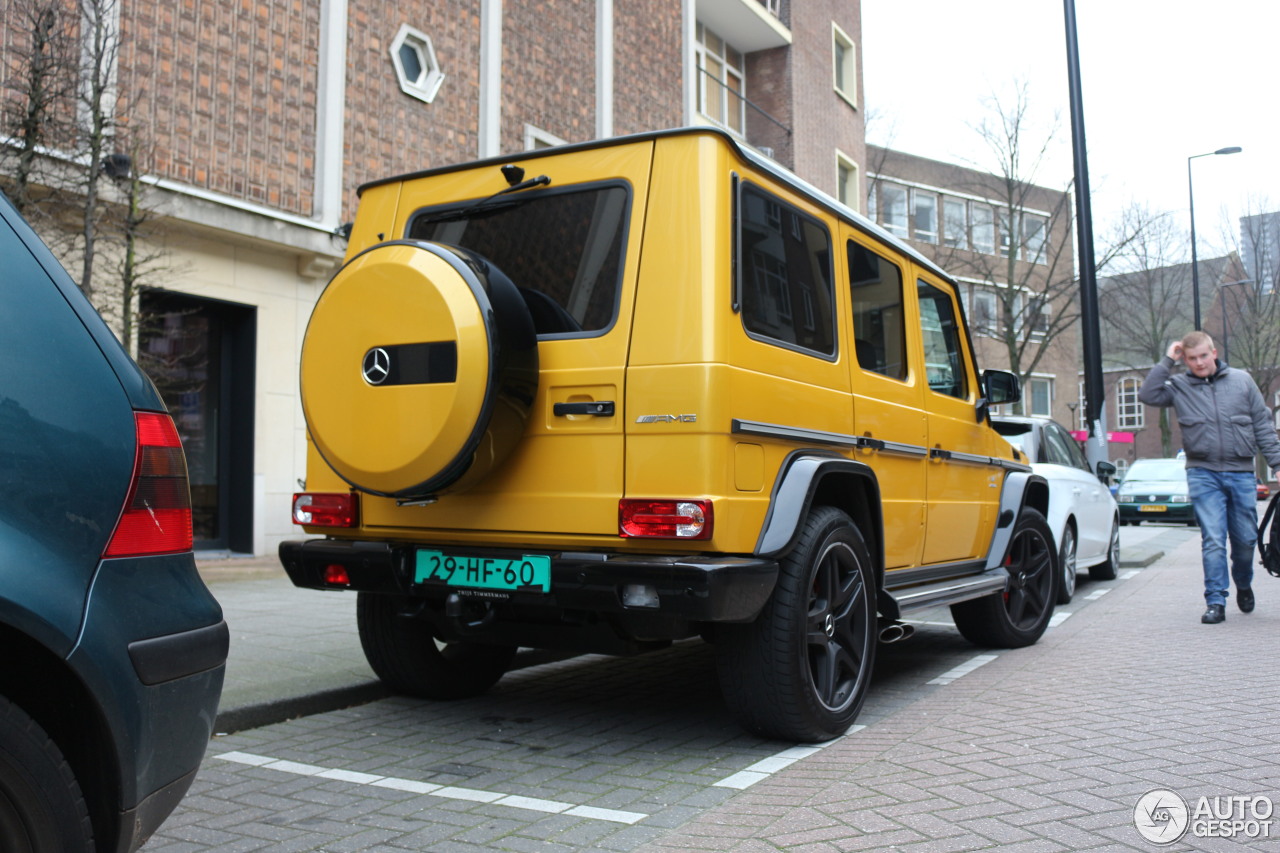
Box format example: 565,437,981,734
1220,198,1280,399
73,0,121,303
0,0,77,216
1095,204,1227,455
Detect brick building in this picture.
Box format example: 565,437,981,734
864,145,1079,429
0,0,867,555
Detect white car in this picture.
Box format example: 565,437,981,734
992,416,1122,603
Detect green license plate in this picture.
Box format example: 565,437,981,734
414,551,551,593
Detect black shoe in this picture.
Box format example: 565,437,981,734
1238,588,1255,613
1202,604,1226,624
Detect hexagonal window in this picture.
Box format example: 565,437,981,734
390,24,445,103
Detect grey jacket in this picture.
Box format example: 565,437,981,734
1138,357,1280,473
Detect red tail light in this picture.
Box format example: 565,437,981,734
292,493,358,528
103,412,194,557
619,500,712,539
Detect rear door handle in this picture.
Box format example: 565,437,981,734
553,401,615,417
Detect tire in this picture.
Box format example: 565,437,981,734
0,696,94,853
951,507,1057,648
1056,523,1077,604
301,241,537,498
715,506,877,742
1089,517,1121,581
357,593,516,699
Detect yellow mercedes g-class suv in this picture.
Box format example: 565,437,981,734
281,128,1056,742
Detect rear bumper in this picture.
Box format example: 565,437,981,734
279,538,778,623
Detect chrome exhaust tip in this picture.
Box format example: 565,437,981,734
878,621,916,644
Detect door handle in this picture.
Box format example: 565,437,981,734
553,401,615,417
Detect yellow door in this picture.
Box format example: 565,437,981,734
915,273,994,564
842,229,926,569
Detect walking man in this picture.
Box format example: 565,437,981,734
1139,331,1280,623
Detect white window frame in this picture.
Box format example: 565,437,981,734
1116,377,1145,430
878,183,908,238
943,197,968,250
1023,214,1048,264
524,124,566,150
971,204,995,254
831,22,857,108
972,289,998,337
696,23,746,137
390,24,445,103
911,189,938,244
1028,376,1054,417
836,150,859,211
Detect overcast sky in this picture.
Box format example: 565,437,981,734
861,0,1278,259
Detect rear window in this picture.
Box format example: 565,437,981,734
408,182,629,337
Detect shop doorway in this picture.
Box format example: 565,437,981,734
138,290,256,552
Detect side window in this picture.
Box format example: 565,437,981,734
1052,423,1091,472
847,240,907,380
739,184,836,357
1040,424,1072,466
916,279,969,399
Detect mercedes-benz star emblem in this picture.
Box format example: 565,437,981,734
362,347,390,385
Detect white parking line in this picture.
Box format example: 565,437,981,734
712,734,859,789
216,751,647,824
1120,569,1141,580
927,653,998,685
1085,588,1111,600
1049,611,1073,627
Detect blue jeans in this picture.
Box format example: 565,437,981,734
1186,468,1257,606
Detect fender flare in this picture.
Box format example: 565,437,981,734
984,470,1051,570
754,451,885,573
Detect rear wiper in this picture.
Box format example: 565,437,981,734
415,170,551,227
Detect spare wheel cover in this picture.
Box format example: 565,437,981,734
301,241,537,497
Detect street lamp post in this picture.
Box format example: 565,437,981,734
1188,146,1242,329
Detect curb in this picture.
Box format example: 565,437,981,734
1120,549,1164,568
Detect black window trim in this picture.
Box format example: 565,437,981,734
734,179,839,362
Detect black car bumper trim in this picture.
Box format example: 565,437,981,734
128,620,230,686
279,538,778,623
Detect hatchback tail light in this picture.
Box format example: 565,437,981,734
103,412,194,557
619,499,712,539
292,492,358,528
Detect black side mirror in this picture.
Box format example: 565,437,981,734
1096,460,1116,484
977,369,1021,422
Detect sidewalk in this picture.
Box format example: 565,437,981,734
636,532,1280,853
197,532,1176,735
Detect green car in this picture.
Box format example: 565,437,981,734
1116,458,1197,526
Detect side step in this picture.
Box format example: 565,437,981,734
888,571,1009,614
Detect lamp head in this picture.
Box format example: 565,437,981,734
1214,146,1242,155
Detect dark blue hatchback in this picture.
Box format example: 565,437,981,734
0,193,227,852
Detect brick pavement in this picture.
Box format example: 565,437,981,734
634,534,1280,852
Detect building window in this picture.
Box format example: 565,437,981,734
911,190,938,244
390,24,445,103
697,24,745,136
836,152,859,210
943,198,968,250
1029,377,1053,417
524,124,566,150
878,183,908,237
998,208,1017,258
832,23,857,107
1023,214,1048,264
1116,377,1145,429
971,204,995,253
972,289,998,336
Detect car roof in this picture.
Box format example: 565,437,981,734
356,126,957,287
